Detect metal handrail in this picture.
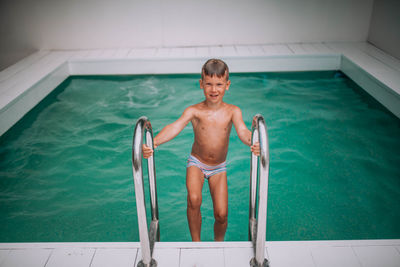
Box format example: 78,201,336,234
249,114,270,267
132,116,159,267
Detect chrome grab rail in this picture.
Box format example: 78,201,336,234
132,116,159,267
249,114,270,267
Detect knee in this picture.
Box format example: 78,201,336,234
187,194,202,210
214,210,227,224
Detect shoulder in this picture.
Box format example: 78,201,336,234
185,103,202,113
181,103,202,118
227,104,245,123
226,104,242,115
182,105,194,116
187,102,208,114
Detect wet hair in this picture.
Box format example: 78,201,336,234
201,59,229,81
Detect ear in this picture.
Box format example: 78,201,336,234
226,80,231,91
199,79,204,89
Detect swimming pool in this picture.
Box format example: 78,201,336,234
0,71,399,242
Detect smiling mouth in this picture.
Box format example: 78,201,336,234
210,94,219,98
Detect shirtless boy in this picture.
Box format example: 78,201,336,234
143,59,260,241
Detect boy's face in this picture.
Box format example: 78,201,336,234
199,74,231,104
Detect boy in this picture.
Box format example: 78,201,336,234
143,59,260,241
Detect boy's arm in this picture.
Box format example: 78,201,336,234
154,106,194,147
232,106,260,156
142,106,195,158
232,106,251,145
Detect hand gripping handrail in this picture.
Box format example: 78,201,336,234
249,114,270,267
132,116,159,267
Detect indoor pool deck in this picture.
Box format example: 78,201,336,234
1,240,400,267
1,42,400,137
1,42,400,267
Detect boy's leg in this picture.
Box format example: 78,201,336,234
186,165,205,241
208,172,228,241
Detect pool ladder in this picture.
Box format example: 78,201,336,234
132,115,270,267
132,117,159,267
249,114,270,267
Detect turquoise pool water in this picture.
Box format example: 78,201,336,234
0,72,399,242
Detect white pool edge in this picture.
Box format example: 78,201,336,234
1,50,399,137
1,240,400,267
1,239,399,249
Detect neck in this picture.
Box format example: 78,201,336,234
204,100,223,109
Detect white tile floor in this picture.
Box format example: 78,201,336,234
311,246,360,267
2,42,399,105
1,240,400,267
268,244,315,267
1,41,398,137
1,43,400,266
353,246,400,267
90,248,137,267
2,42,400,105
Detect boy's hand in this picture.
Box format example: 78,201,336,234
251,142,260,156
142,144,154,159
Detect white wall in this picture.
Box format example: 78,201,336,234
1,0,373,69
0,1,38,70
368,0,400,60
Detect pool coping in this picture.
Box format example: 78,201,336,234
1,42,400,137
1,239,399,249
0,240,399,267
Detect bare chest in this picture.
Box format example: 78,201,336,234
192,112,233,134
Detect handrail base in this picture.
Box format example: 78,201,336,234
137,259,157,267
249,218,257,243
250,257,269,267
149,220,159,253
